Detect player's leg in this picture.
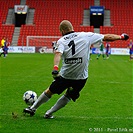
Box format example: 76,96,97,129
23,76,68,116
0,52,2,57
0,51,4,57
102,51,105,59
106,50,109,59
102,54,105,59
131,54,133,60
130,54,131,60
130,51,133,60
97,52,101,59
129,51,131,60
44,78,70,118
0,47,4,57
44,94,70,119
44,79,87,118
31,89,52,110
23,88,53,116
5,49,8,56
3,49,6,57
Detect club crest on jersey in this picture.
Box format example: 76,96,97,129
65,57,82,64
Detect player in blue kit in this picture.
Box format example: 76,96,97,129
105,42,110,59
128,39,133,60
23,20,129,118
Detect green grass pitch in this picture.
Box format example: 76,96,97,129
0,53,132,133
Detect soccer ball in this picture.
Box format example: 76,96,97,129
23,90,37,105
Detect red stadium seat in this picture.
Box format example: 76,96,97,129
17,0,94,46
100,0,133,48
1,0,132,48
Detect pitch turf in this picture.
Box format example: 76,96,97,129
0,53,132,133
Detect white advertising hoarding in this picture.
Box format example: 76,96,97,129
0,47,129,55
111,48,129,55
1,46,36,53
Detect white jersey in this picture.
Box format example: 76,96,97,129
55,32,104,80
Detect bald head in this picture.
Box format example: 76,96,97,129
59,20,74,35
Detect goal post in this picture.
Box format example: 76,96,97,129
27,36,61,47
26,36,61,53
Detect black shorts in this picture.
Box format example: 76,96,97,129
49,76,87,101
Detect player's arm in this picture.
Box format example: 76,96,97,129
103,33,129,42
52,52,62,79
53,52,62,67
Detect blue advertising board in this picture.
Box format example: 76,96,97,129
92,48,111,54
90,6,104,15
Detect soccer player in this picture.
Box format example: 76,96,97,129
96,41,105,59
1,36,5,47
89,44,93,60
0,37,6,57
23,20,129,118
105,42,110,59
5,37,10,56
0,37,10,57
127,39,133,60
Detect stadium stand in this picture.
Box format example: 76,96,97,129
0,25,15,43
0,0,132,48
0,0,20,44
100,0,133,48
18,0,94,46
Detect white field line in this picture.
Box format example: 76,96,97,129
57,116,133,120
1,113,133,120
102,81,132,84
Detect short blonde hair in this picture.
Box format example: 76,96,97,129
59,20,74,33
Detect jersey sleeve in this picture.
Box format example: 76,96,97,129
55,39,64,53
86,32,104,45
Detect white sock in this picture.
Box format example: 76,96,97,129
46,95,70,115
30,92,50,110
